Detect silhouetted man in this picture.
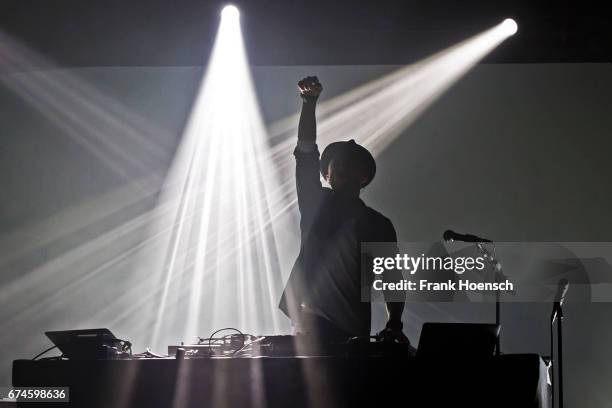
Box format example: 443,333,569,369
279,76,408,343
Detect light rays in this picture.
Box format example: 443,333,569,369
147,5,287,349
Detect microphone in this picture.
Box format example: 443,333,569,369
554,278,569,305
551,278,569,323
443,229,492,243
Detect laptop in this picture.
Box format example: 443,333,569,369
417,323,500,358
45,328,119,360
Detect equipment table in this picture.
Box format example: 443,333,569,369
13,354,550,408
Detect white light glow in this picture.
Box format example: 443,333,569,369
501,18,518,36
221,5,240,21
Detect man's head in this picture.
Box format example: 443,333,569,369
320,140,376,194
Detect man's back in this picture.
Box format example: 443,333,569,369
280,179,396,336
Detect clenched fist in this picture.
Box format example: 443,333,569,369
298,76,322,101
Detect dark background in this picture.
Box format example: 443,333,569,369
0,0,611,66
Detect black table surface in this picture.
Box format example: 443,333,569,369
13,354,550,408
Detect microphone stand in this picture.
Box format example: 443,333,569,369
551,301,565,408
495,286,500,356
476,242,503,356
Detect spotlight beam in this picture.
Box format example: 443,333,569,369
147,4,286,347
0,31,173,183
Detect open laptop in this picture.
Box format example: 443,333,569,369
45,328,119,360
417,323,500,358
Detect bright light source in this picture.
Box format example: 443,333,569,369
501,18,518,36
221,5,240,21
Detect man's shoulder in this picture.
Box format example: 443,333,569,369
360,205,396,241
362,205,395,228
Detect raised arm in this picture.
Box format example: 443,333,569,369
294,76,324,229
297,76,321,144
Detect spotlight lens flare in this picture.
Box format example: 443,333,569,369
221,5,240,20
501,18,518,36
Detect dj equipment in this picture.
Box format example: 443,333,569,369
168,331,253,357
16,325,549,407
44,328,128,360
168,334,413,358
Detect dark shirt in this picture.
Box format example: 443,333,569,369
279,145,397,336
